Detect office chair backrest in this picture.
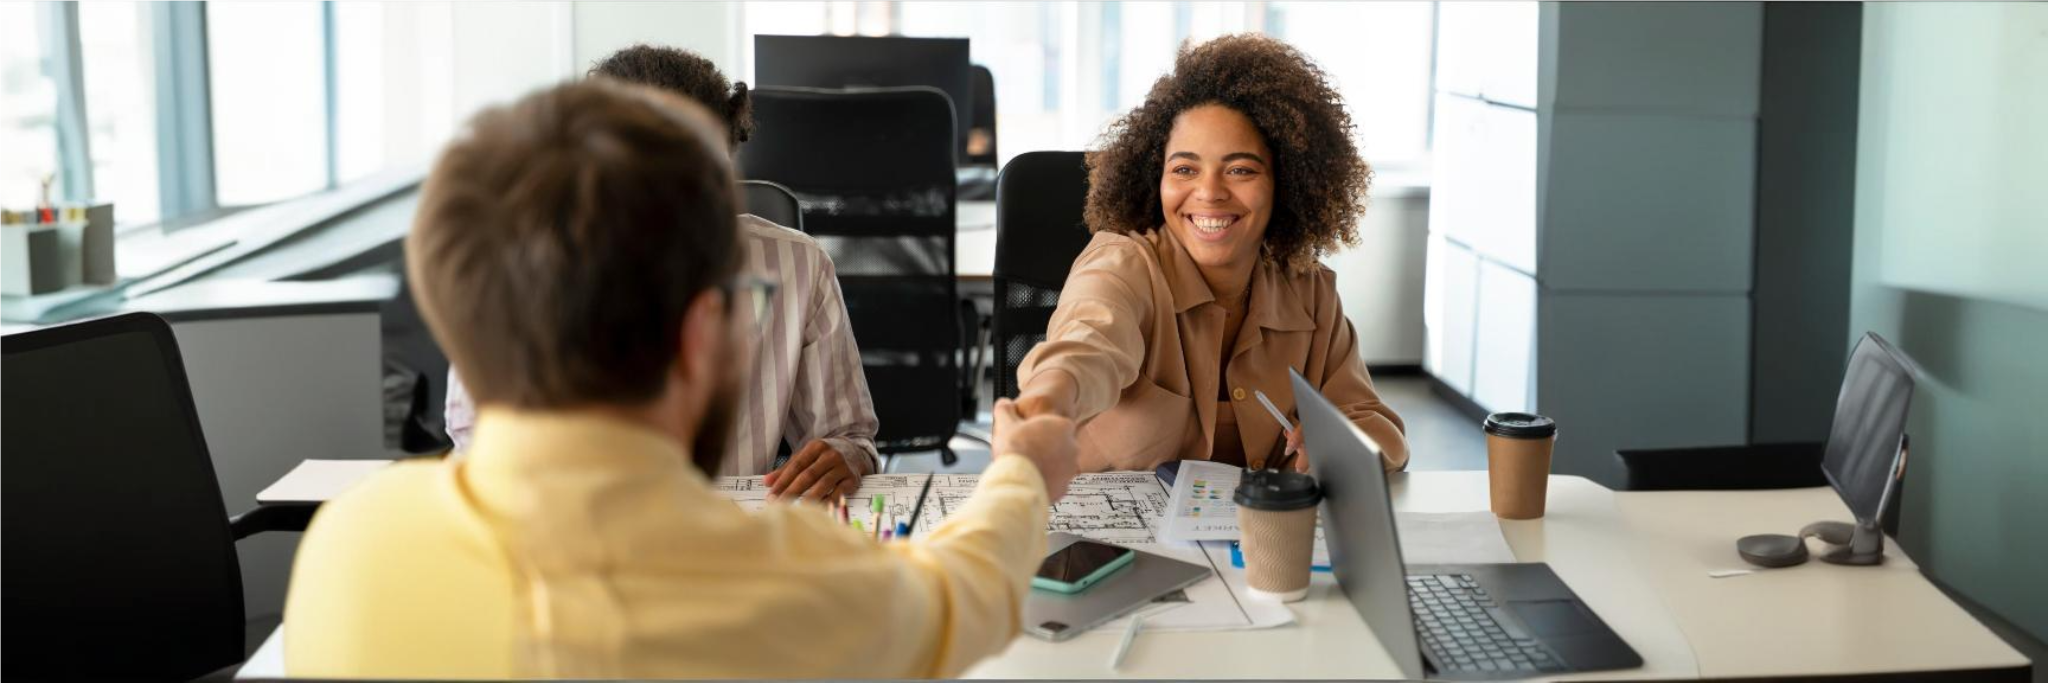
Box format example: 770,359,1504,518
741,179,805,232
993,151,1094,399
2,312,247,680
968,65,997,166
741,86,963,452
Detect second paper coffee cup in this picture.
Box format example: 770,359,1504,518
1484,412,1557,519
1234,469,1322,602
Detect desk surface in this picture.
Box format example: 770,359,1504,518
1616,488,2030,679
962,472,1698,680
239,472,2025,680
957,199,995,280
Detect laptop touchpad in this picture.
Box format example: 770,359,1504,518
1509,600,1602,636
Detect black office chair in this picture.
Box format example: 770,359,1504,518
967,65,997,167
992,151,1095,400
741,85,968,466
3,313,306,681
741,179,805,232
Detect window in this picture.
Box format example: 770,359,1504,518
897,2,1067,168
828,1,1437,171
333,1,458,185
1267,2,1436,168
78,1,161,224
206,1,328,206
1,2,60,209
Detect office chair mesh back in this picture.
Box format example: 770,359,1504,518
993,151,1095,399
2,313,248,681
741,179,805,232
741,86,963,453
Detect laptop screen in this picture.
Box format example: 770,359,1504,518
1292,370,1428,680
1820,334,1916,524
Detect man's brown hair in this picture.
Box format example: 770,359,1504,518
408,80,742,409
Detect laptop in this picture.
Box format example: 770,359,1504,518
1291,370,1643,680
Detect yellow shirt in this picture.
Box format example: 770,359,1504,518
284,409,1049,679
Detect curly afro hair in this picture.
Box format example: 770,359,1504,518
589,44,754,150
1086,34,1371,272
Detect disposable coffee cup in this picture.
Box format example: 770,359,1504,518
1485,412,1557,520
1234,470,1322,602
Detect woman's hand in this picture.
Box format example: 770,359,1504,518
1284,428,1309,472
1015,370,1080,420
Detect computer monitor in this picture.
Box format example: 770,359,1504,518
1821,333,1917,524
754,35,971,161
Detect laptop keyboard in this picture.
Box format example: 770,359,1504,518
1408,574,1568,675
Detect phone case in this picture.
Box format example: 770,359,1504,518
1031,548,1135,593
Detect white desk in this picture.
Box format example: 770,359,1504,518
964,472,1698,680
1615,488,2030,679
238,472,2027,680
240,472,1697,680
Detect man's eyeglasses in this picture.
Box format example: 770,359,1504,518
724,276,779,326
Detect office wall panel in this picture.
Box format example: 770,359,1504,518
1474,104,1538,276
1330,193,1429,365
1431,238,1480,396
1541,112,1756,293
1473,261,1537,413
172,314,385,625
1551,2,1763,116
1537,292,1750,487
1428,93,1487,248
1480,1,1539,109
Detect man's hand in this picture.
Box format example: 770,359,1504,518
993,398,1079,502
764,440,864,502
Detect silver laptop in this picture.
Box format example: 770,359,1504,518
1292,370,1643,680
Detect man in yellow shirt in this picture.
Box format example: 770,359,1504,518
284,80,1080,679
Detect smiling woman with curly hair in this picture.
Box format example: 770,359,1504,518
1015,34,1408,474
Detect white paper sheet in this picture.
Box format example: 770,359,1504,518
1393,511,1518,565
1159,460,1245,543
256,459,392,503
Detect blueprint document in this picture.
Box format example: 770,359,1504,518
714,471,1295,632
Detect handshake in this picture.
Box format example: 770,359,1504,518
991,395,1081,503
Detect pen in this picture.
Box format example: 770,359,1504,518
1253,390,1299,471
902,473,935,540
1109,604,1182,671
1110,613,1146,671
1253,389,1293,437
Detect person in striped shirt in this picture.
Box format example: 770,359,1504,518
445,44,877,501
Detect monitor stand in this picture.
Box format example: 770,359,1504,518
1800,519,1886,566
1800,432,1907,566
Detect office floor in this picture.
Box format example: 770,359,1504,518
884,374,1489,474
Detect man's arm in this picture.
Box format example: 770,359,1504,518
886,399,1076,676
778,247,879,481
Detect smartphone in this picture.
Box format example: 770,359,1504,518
1032,539,1136,594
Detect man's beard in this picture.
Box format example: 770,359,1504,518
689,373,740,477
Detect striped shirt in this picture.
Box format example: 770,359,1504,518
445,214,879,476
